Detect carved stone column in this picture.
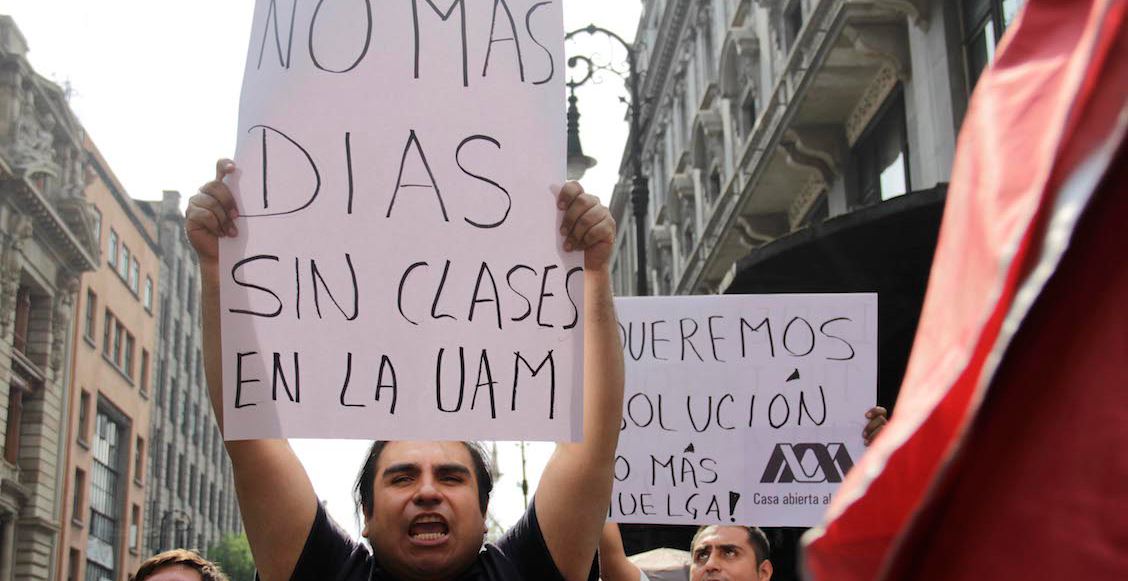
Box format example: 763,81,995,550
0,214,32,332
49,274,78,376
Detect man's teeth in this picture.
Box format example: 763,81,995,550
412,532,446,540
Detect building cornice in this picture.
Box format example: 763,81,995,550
2,162,97,274
86,149,159,253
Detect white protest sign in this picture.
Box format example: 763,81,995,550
218,0,580,441
610,294,877,527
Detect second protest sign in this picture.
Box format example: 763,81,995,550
611,294,877,527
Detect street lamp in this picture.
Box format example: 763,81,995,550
565,24,650,296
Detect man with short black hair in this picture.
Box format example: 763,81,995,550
689,525,773,581
189,161,625,581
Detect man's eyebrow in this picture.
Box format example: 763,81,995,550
382,463,420,477
717,544,743,552
435,463,472,476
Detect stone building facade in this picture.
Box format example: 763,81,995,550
57,138,160,581
0,15,98,581
609,0,1026,296
137,191,241,561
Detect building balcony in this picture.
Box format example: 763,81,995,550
679,0,921,293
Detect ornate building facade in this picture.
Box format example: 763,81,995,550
0,15,98,581
137,191,241,561
609,0,1025,296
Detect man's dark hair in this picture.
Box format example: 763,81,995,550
354,441,495,520
130,549,230,581
691,525,772,564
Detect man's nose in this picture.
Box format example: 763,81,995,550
413,474,442,505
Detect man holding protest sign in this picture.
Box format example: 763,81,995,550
187,161,624,581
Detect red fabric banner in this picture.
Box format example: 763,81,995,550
803,1,1128,579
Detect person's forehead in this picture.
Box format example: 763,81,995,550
693,526,752,550
377,441,474,472
146,564,204,581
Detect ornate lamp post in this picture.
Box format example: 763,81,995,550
565,24,650,296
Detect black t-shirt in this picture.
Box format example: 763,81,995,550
287,499,597,581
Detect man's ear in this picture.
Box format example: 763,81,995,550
759,558,773,581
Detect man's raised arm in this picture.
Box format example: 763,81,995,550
189,159,317,581
535,182,626,581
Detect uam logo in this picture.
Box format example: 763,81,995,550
759,443,854,483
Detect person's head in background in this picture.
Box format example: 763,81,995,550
130,549,231,581
689,525,772,581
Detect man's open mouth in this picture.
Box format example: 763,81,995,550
409,515,450,541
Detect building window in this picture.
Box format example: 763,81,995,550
783,0,803,54
118,244,130,280
190,464,198,507
129,259,140,294
102,310,113,357
68,548,81,581
178,453,186,499
78,390,91,443
851,88,911,207
88,410,125,579
140,350,151,395
961,0,1027,91
112,321,124,366
130,505,140,551
11,286,31,354
741,91,757,139
176,257,184,294
91,207,102,245
4,381,29,465
186,276,196,315
706,164,722,206
165,443,175,488
169,382,179,424
182,396,191,436
144,277,154,311
160,297,170,340
124,333,135,378
72,468,86,522
108,229,119,269
156,357,166,407
680,195,697,256
135,436,145,483
84,290,97,341
173,319,181,362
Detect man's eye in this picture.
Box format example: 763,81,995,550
441,475,463,483
725,549,737,556
392,476,412,484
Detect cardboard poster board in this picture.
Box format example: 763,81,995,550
219,0,580,441
611,294,877,527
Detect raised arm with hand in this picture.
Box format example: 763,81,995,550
188,159,317,581
600,522,643,581
534,182,625,581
